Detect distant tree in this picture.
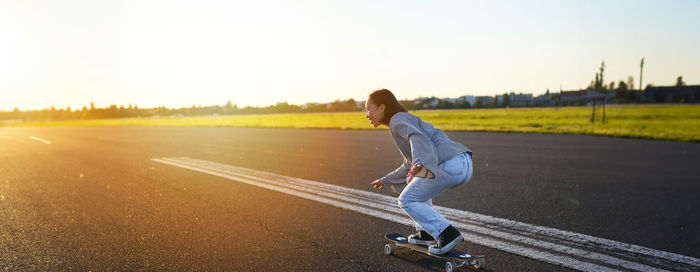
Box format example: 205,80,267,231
626,76,635,90
327,99,359,112
398,100,415,110
501,93,510,107
413,97,438,109
592,61,606,91
676,76,685,87
617,81,628,92
108,105,118,118
599,61,605,88
436,100,454,109
270,102,301,113
615,80,629,103
344,98,359,111
455,99,471,109
224,100,238,114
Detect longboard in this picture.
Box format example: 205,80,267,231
384,233,486,271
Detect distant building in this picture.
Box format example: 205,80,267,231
628,90,644,102
559,90,587,104
642,85,700,103
428,97,439,107
495,92,533,107
559,89,615,105
509,92,534,107
534,92,554,106
458,95,476,106
474,96,494,105
442,98,458,104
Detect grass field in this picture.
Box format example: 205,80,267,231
5,104,700,142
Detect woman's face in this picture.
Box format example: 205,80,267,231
365,99,385,128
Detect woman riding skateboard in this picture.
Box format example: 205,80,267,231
366,89,474,255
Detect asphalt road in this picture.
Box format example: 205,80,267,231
1,126,698,271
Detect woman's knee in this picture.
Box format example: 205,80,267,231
397,193,420,208
397,194,409,208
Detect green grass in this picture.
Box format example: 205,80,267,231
5,104,700,142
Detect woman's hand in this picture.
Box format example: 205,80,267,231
406,164,423,183
370,179,384,190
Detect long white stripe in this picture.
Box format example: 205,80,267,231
29,136,51,144
167,157,699,270
151,158,622,272
153,157,699,272
158,157,669,272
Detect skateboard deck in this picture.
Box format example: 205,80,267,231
384,233,485,271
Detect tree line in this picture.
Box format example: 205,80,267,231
0,96,472,122
0,100,363,122
1,59,694,122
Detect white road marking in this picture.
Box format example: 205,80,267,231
29,136,51,144
163,157,698,270
158,158,667,271
152,157,700,272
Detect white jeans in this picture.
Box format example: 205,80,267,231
394,152,473,238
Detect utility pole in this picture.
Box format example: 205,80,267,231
639,57,645,91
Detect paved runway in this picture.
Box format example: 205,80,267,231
1,126,698,271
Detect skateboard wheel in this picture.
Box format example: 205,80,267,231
445,261,456,272
384,244,393,255
477,258,485,268
470,258,485,269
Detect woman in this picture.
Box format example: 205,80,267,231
366,89,473,255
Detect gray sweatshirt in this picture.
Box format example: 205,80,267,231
379,112,472,185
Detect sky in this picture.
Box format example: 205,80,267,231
1,0,699,111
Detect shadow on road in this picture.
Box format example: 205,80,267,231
386,251,494,271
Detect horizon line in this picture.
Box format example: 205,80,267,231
4,83,699,112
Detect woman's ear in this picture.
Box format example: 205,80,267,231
378,103,386,113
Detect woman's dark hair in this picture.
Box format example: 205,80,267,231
368,89,408,124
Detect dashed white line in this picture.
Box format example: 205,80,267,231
29,136,51,144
